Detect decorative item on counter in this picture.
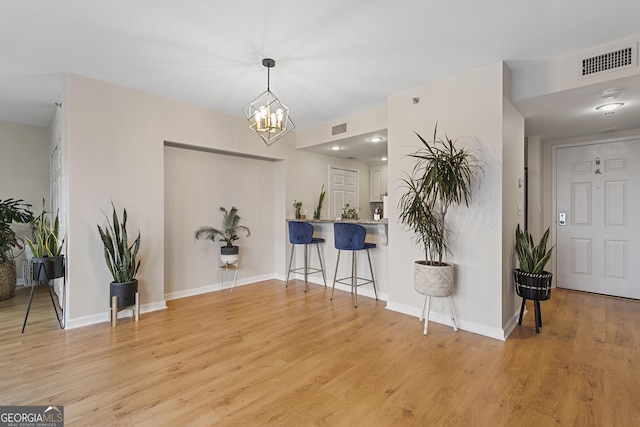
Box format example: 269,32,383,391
341,203,359,220
293,200,302,219
373,206,382,221
313,184,326,220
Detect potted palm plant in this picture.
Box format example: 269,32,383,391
24,201,65,281
514,224,554,333
0,198,34,300
97,203,141,311
194,206,250,264
398,123,481,333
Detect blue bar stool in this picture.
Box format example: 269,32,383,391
331,223,378,307
286,221,327,291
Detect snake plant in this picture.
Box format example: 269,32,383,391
515,224,554,274
24,201,65,258
97,203,141,283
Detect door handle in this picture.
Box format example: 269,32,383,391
559,212,566,226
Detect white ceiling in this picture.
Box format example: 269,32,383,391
2,1,640,161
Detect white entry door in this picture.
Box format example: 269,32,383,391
330,167,358,219
555,139,640,299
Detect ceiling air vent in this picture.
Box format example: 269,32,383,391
332,122,347,136
581,46,635,76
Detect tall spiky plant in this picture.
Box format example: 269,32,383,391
97,203,141,283
515,224,554,274
194,206,250,247
398,123,481,265
25,200,64,258
313,184,326,220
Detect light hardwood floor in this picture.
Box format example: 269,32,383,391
1,280,639,426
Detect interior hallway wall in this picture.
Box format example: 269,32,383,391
164,145,276,298
0,120,50,280
387,61,514,339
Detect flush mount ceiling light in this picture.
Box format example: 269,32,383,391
368,136,384,143
330,145,343,151
242,58,294,146
596,102,624,111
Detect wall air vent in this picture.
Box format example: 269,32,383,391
332,123,347,136
581,46,635,76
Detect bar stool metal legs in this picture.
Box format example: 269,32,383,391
286,221,327,291
331,222,378,308
331,247,378,307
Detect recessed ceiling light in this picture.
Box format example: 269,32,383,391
330,145,343,151
381,156,388,161
368,137,384,143
596,102,624,111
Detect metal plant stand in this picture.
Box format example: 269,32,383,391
21,259,66,333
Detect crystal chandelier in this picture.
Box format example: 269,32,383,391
242,58,295,146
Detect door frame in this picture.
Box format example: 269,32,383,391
550,133,640,283
328,165,359,220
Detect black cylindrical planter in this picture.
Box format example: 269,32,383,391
514,269,552,301
221,246,239,256
110,279,138,308
32,256,65,281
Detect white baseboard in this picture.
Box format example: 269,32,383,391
164,273,274,301
65,300,167,330
385,300,508,341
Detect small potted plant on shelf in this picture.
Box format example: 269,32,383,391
195,206,251,264
341,203,358,220
293,200,303,219
97,203,141,311
24,200,65,282
0,198,34,300
313,184,326,220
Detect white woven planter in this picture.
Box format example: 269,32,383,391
414,261,454,297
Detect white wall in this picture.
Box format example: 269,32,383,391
0,120,50,279
526,135,543,240
511,34,640,102
0,120,50,210
387,62,512,339
164,145,277,298
295,106,388,149
63,74,372,327
501,95,525,330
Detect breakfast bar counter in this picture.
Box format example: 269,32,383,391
286,218,389,300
